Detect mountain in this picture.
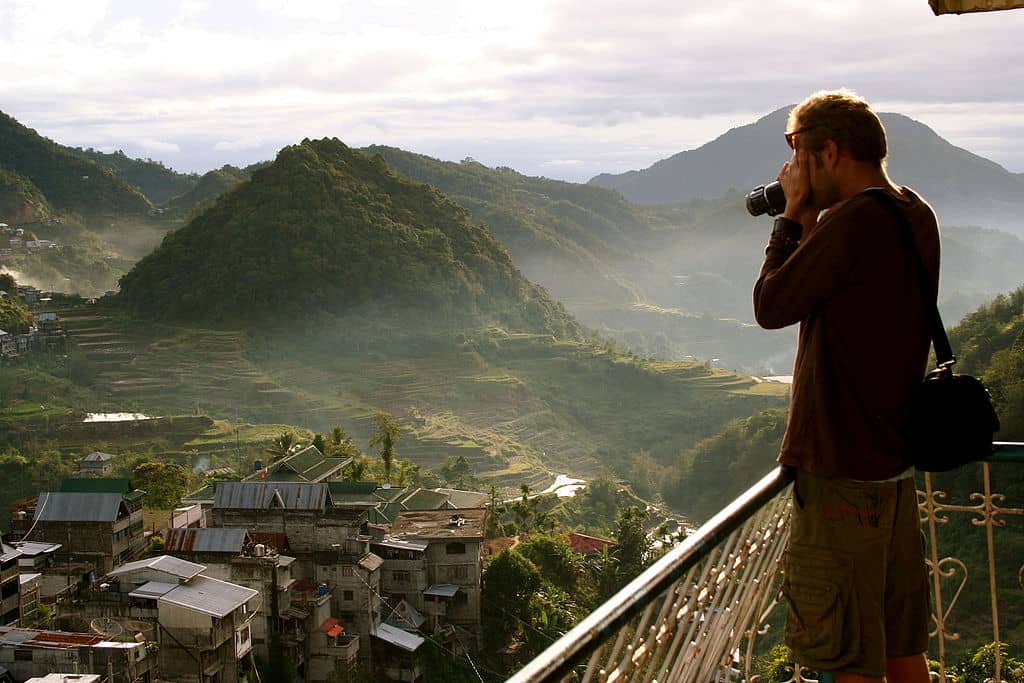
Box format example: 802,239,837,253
165,165,249,216
119,138,579,337
364,146,658,305
69,147,198,205
0,112,152,217
0,167,50,223
590,107,1024,236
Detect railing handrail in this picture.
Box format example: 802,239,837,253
508,465,795,682
509,442,1024,682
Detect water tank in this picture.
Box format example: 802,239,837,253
317,583,328,596
16,510,26,519
253,460,264,472
253,544,266,557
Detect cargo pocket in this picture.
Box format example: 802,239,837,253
782,544,860,669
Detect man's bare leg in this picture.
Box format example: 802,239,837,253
885,654,930,683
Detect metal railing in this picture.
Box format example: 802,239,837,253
510,443,1024,683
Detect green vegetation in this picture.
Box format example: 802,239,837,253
119,139,578,338
0,292,34,333
165,164,248,217
481,501,656,673
0,166,50,222
70,147,199,205
0,111,151,217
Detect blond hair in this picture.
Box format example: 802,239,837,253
788,89,887,165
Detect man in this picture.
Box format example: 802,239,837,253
753,90,937,682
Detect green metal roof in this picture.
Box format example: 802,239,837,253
400,488,449,510
60,477,131,494
328,481,379,494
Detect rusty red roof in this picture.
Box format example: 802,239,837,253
568,532,617,555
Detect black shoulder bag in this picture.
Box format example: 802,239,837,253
866,189,1000,472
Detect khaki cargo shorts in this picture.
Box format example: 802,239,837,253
781,469,930,678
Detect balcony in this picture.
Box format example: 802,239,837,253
324,633,360,663
510,443,1024,683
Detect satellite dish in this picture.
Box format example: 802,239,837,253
90,617,124,638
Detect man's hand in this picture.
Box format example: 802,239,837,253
777,149,819,235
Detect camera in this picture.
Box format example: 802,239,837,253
745,181,786,217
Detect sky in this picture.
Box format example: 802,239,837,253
3,0,1024,183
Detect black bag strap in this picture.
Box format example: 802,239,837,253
862,188,955,368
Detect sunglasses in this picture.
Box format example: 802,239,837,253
784,126,820,150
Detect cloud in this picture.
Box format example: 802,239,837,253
2,1,1022,177
213,138,265,153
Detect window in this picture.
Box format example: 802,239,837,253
392,571,410,583
449,565,468,580
445,542,466,555
343,590,354,601
341,566,353,577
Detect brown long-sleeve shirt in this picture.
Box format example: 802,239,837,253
753,187,940,480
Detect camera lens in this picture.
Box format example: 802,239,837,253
745,181,786,217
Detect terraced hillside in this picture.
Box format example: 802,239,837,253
58,305,787,487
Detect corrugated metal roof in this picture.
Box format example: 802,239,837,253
60,477,130,493
391,508,488,539
374,623,424,652
386,599,426,630
129,581,178,599
328,481,378,494
33,492,127,522
424,583,460,598
182,484,217,503
1,542,19,562
109,555,206,580
214,482,329,510
371,538,428,553
81,451,115,462
159,575,258,618
12,541,61,556
164,527,249,554
401,488,450,510
436,488,489,508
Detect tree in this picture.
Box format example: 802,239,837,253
265,431,301,461
441,454,476,489
343,453,370,481
481,549,542,651
132,461,190,509
312,433,326,455
611,505,651,591
369,411,401,484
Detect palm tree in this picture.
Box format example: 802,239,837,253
265,431,301,461
369,412,401,484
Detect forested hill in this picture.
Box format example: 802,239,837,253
0,112,152,217
69,147,198,205
947,285,1024,437
118,138,580,337
165,165,250,217
364,145,658,306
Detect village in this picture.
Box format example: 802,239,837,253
0,435,615,683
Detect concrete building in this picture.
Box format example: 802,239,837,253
389,509,488,649
208,482,382,669
1,538,20,626
0,627,153,682
9,481,147,574
77,452,115,477
88,555,259,683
